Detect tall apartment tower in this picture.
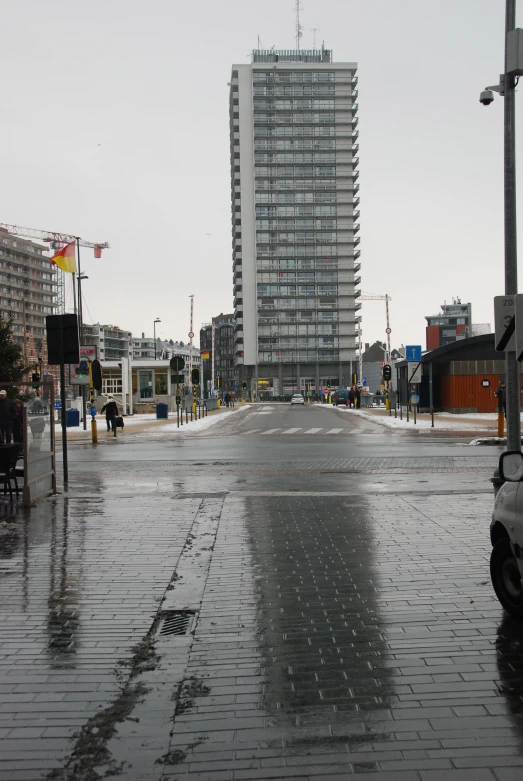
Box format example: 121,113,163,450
0,228,55,350
230,47,361,398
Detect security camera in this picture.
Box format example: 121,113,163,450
479,89,495,106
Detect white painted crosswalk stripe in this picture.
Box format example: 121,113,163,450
326,428,344,434
260,428,282,435
241,429,261,435
304,428,323,434
280,428,302,434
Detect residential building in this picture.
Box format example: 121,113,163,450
82,323,132,361
200,313,238,393
132,334,157,360
230,47,360,398
0,229,54,350
425,299,472,350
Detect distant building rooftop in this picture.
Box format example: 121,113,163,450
252,48,332,63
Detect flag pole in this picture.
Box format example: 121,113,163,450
75,238,87,431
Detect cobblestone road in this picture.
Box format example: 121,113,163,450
0,404,518,780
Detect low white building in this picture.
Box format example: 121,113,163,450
97,355,202,413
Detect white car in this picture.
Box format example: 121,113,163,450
290,393,305,405
490,450,523,616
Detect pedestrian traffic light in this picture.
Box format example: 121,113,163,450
327,378,331,388
383,364,392,382
242,381,247,391
191,368,200,385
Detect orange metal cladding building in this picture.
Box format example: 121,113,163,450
397,334,523,413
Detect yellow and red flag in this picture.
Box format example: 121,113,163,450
200,350,210,360
50,240,77,273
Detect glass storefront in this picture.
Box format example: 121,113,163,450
138,371,153,399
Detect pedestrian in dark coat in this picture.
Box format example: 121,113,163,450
101,396,119,437
355,387,361,409
348,387,355,408
0,390,15,444
12,399,24,444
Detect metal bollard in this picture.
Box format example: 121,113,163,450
186,408,188,424
177,405,179,428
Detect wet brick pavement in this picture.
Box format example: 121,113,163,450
0,413,520,780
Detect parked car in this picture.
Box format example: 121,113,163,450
333,390,350,406
290,393,305,405
490,450,523,616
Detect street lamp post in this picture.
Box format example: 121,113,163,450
153,318,161,361
480,0,521,451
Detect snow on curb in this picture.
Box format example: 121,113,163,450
157,404,251,435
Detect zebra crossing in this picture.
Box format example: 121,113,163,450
240,426,372,436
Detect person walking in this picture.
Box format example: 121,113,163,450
224,392,231,408
355,386,361,410
101,396,119,437
495,381,507,418
0,389,15,444
348,386,355,408
12,399,24,444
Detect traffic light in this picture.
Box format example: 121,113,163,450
32,371,40,391
242,381,247,391
383,364,392,382
327,378,331,388
191,367,200,385
91,359,103,391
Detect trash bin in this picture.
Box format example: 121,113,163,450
156,402,168,419
66,408,80,427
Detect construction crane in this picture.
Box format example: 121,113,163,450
0,222,109,314
359,292,393,382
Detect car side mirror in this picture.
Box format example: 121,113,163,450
499,451,523,482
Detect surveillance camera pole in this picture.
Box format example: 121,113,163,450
485,1,521,450
503,0,520,451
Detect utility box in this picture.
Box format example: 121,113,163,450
507,29,523,75
206,398,218,411
156,402,168,419
66,409,80,427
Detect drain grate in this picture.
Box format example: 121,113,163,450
157,611,195,637
176,492,227,499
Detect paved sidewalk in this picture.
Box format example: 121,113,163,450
0,432,521,779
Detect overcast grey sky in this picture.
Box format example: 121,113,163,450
0,0,520,349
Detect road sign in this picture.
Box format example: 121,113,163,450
79,345,97,358
408,362,422,383
385,327,391,334
323,387,328,394
410,393,420,405
515,294,523,360
494,295,516,351
362,377,367,386
405,345,422,362
54,401,62,410
188,331,194,338
170,355,185,371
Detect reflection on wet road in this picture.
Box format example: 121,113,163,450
0,403,520,780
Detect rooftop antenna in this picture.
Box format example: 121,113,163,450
295,0,303,50
257,34,262,49
310,27,319,48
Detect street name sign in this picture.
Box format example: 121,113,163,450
514,294,523,361
405,345,422,362
408,362,422,383
494,295,516,351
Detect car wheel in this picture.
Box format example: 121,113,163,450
490,538,523,618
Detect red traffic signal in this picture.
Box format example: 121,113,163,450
383,364,392,382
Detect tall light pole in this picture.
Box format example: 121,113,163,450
480,0,521,451
153,318,161,360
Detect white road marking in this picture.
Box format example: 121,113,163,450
325,428,344,434
260,428,282,435
241,429,261,435
304,428,323,434
280,428,302,434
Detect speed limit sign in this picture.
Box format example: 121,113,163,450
188,331,194,338
385,327,391,334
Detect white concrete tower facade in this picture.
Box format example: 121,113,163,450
230,48,360,398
